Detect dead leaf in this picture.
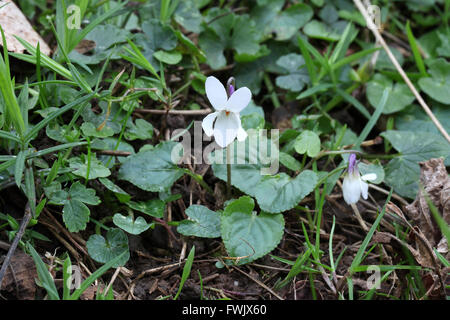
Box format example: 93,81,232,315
0,250,37,299
0,0,51,55
405,158,450,247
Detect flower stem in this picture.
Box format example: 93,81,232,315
226,146,232,199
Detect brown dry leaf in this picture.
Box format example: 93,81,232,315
0,250,37,299
0,0,51,55
405,158,450,247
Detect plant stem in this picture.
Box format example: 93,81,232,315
263,73,281,108
226,146,232,199
184,169,213,195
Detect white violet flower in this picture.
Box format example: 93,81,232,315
202,76,251,148
342,153,377,205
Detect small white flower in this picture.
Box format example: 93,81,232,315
342,154,377,205
202,76,251,148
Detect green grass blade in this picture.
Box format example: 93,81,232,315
26,242,60,300
354,88,388,148
24,92,95,143
335,87,371,120
349,189,392,275
405,21,427,77
174,245,195,300
69,251,128,300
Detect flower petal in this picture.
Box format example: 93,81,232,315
361,173,377,181
201,112,218,137
225,87,252,113
360,179,369,200
237,126,248,141
213,111,239,148
342,174,362,204
236,115,247,141
205,76,227,111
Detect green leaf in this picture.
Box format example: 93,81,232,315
294,130,321,157
177,205,221,238
303,20,340,41
69,155,111,179
381,130,450,198
366,74,415,114
26,243,60,300
112,213,152,235
68,24,129,65
396,104,450,136
50,182,100,232
134,19,178,70
279,152,301,171
14,150,27,188
124,118,154,141
62,199,90,233
153,50,182,65
80,122,114,138
211,131,318,213
174,0,202,33
418,58,450,104
275,53,309,92
86,228,130,267
221,196,284,265
174,245,195,300
252,1,313,41
98,177,131,203
127,199,165,218
118,141,184,192
358,161,384,184
199,10,262,69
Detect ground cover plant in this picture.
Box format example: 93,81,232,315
0,0,449,301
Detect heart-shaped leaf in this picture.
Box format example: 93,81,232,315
81,122,114,138
221,196,284,265
211,130,318,213
381,130,450,198
177,205,221,238
118,141,184,192
294,130,321,157
418,58,450,104
252,0,313,41
112,214,152,235
366,74,415,114
69,155,111,180
98,177,131,203
86,228,129,267
127,199,165,218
